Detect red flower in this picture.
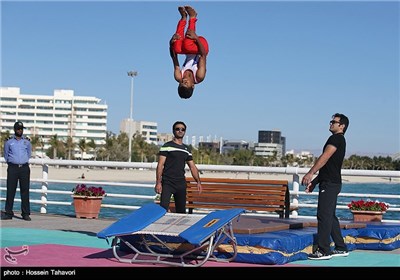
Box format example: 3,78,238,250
72,184,106,197
347,199,389,212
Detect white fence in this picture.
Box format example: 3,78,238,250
1,158,399,223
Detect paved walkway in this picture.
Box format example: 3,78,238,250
1,212,114,233
1,212,399,270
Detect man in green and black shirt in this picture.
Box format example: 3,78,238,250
155,121,202,213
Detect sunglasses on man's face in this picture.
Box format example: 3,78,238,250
174,127,186,132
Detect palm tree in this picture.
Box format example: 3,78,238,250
65,136,76,160
78,138,87,160
147,143,160,162
87,139,96,160
48,134,60,159
0,131,11,157
230,149,254,166
117,132,130,161
281,153,296,167
97,132,115,161
30,135,42,157
133,135,148,162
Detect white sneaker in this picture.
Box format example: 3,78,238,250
331,249,349,257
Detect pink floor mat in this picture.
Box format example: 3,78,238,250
1,244,269,267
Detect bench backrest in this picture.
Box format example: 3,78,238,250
186,177,290,218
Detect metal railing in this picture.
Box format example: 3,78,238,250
1,158,399,223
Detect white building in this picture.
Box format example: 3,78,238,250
221,140,250,154
0,87,107,159
254,130,286,159
120,119,158,145
157,132,174,145
254,142,283,158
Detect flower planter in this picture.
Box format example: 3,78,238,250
72,195,103,219
351,210,385,222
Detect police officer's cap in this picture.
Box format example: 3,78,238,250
14,121,26,130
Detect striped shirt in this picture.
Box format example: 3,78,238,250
159,141,193,181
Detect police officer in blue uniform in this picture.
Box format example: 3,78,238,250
2,121,32,221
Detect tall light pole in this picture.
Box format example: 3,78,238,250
127,70,138,162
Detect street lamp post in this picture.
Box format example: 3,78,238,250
127,70,138,162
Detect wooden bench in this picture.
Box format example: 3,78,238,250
186,177,291,218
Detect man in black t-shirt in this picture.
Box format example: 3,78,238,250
302,113,350,260
155,121,202,213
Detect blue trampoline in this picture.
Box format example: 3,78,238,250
97,203,245,267
98,204,400,266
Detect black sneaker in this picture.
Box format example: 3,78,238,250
22,215,31,221
331,249,349,257
308,249,332,260
1,214,13,220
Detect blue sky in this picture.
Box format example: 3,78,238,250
1,1,399,156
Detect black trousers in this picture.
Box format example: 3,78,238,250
5,164,31,216
160,179,187,214
316,181,347,254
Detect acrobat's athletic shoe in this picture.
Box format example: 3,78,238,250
308,249,332,260
331,249,349,257
22,215,31,221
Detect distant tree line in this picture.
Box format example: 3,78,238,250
1,131,399,171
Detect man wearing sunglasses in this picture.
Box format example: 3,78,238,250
301,113,350,260
155,121,202,213
2,121,32,221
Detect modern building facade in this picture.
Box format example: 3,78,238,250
0,87,107,159
221,140,250,155
254,142,283,158
254,130,286,158
120,119,158,145
157,132,174,145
